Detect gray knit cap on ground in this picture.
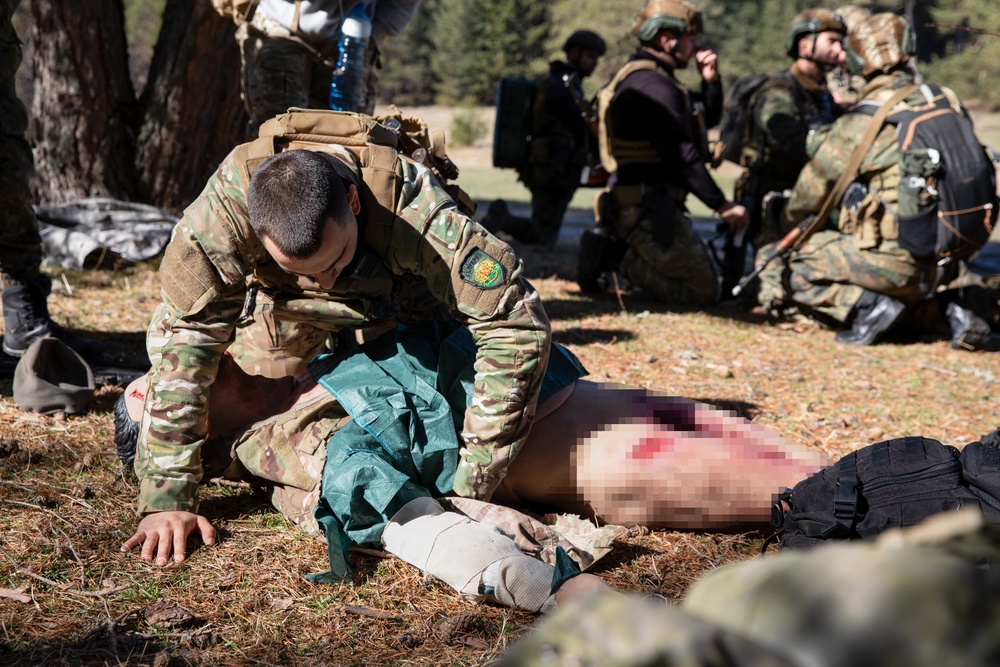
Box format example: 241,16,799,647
13,338,95,414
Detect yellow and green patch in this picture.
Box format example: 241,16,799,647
459,248,505,289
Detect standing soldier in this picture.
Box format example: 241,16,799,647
576,0,747,305
236,0,423,137
0,0,101,359
495,30,606,247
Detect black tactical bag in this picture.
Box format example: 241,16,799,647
857,84,998,263
771,431,1000,550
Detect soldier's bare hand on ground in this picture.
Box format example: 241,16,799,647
717,201,749,232
694,47,718,82
121,511,217,566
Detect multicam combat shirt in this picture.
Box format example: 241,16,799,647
135,143,551,514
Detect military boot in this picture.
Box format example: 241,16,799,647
2,274,104,359
946,301,996,351
576,229,610,292
834,290,907,346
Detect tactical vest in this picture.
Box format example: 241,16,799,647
596,60,662,174
230,109,405,289
748,72,838,183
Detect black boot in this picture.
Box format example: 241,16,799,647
576,229,611,292
834,290,907,346
946,301,996,351
2,274,104,359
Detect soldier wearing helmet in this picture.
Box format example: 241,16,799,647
827,5,872,107
740,8,846,250
492,29,607,246
576,0,747,306
758,13,993,350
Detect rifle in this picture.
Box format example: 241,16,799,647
730,213,818,297
721,167,760,296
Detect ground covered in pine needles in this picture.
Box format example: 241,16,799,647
1,231,998,667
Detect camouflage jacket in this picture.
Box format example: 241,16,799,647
782,71,965,248
136,144,551,514
751,64,841,190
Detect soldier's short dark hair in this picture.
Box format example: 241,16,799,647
248,150,356,259
114,393,139,471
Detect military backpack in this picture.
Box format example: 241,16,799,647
856,83,998,264
712,73,794,168
492,77,538,170
770,432,1000,550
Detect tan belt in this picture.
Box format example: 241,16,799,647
612,183,687,208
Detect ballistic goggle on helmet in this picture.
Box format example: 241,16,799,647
785,9,847,58
632,0,704,43
844,13,916,78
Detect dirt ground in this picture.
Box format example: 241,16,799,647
1,108,1000,666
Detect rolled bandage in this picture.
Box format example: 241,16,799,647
382,496,557,613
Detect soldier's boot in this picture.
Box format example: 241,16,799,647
946,302,996,351
576,228,611,292
2,274,104,359
834,290,907,346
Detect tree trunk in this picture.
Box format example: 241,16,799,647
29,0,139,204
136,0,247,213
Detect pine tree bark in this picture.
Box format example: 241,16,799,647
29,0,247,213
29,0,139,204
136,0,247,212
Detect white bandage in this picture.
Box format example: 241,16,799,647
382,496,557,613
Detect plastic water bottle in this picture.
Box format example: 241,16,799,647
328,3,372,112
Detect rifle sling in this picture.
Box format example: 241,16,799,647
796,84,918,248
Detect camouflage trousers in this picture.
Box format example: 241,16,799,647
610,201,719,306
236,16,378,139
757,230,930,325
220,390,348,536
0,0,42,280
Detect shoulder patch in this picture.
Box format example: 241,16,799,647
459,248,505,289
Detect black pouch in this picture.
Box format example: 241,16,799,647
643,187,676,246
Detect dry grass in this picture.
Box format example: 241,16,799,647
1,228,999,666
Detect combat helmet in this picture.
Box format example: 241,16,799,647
845,13,916,78
563,29,607,56
835,4,872,34
785,8,847,58
632,0,703,43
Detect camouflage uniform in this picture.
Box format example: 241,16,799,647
746,65,841,246
501,509,1000,667
237,0,423,137
595,51,725,306
0,0,42,282
135,128,551,516
757,71,944,325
